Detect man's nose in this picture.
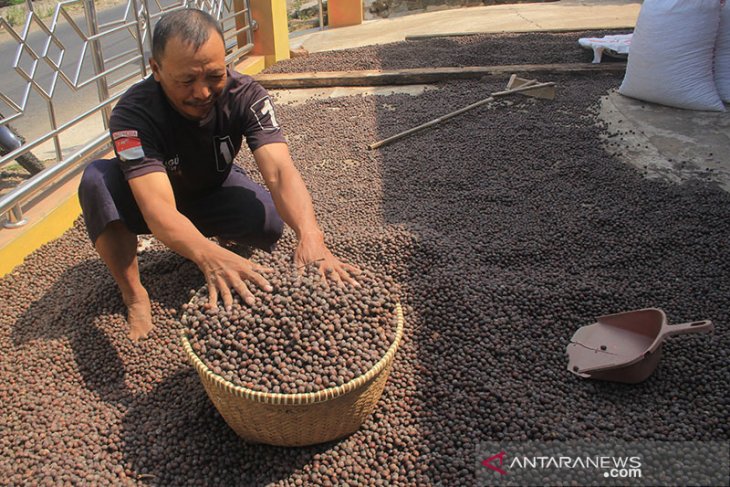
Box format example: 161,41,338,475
192,81,211,100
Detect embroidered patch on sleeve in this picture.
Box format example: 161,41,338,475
112,130,145,161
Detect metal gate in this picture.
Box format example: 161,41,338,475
0,0,255,227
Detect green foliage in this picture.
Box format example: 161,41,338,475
2,1,56,26
4,5,26,26
288,0,324,32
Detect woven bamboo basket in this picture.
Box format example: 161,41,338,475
181,303,404,447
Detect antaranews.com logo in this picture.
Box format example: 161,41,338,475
476,441,729,487
482,450,642,480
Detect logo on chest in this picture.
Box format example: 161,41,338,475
164,155,181,173
214,135,235,172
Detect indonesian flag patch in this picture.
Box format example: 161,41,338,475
112,130,145,161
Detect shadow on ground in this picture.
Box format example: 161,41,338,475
120,367,330,485
10,249,202,402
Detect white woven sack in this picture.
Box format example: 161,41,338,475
716,1,730,102
619,0,725,111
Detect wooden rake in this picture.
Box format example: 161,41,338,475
367,74,556,150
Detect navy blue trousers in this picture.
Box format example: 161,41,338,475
78,158,283,251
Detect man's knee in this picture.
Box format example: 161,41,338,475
264,211,285,248
77,158,146,244
78,159,113,237
223,207,283,252
78,159,113,210
249,195,284,251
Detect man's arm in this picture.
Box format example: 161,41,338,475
252,142,359,285
128,171,272,307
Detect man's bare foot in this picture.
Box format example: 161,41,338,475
124,291,153,341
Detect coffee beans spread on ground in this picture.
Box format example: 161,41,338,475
1,32,728,486
183,260,399,394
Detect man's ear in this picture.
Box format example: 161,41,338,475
150,58,162,82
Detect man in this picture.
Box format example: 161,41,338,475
78,9,358,341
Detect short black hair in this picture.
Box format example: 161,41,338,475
152,8,224,64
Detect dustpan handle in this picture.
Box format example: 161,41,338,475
663,320,713,337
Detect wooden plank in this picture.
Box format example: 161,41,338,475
404,26,636,41
254,63,625,89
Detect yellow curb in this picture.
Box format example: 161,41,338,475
0,189,81,277
236,55,266,76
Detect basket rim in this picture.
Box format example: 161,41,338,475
181,302,404,405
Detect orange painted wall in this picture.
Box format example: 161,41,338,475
328,0,363,27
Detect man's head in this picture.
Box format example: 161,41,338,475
150,9,227,121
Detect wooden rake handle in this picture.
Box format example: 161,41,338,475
367,81,555,150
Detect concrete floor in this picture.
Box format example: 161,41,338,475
292,0,641,53
600,92,730,193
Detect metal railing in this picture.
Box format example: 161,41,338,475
0,0,255,228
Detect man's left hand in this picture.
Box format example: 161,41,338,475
294,231,360,286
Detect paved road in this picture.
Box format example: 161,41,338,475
0,2,150,161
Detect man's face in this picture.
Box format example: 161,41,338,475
150,30,227,121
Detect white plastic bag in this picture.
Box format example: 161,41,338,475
619,0,725,111
716,1,730,102
578,34,632,64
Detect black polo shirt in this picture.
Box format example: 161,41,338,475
109,69,286,199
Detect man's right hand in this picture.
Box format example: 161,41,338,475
128,172,273,309
197,241,273,309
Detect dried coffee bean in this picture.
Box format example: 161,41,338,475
185,256,399,394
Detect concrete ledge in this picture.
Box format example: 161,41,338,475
236,55,267,76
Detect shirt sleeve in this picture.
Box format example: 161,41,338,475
239,81,287,152
109,105,166,181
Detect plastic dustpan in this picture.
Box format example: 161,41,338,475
566,308,713,384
